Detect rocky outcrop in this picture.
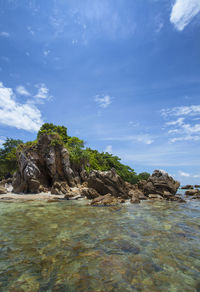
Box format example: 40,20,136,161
138,170,180,200
185,189,200,200
181,185,193,189
12,134,79,194
0,186,7,194
90,194,125,206
87,168,131,199
12,137,183,205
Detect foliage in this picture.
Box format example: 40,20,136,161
84,148,139,184
37,123,68,143
36,123,149,184
17,140,37,151
138,172,150,181
0,123,150,184
50,133,64,147
0,138,23,179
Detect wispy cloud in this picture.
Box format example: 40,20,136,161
50,0,136,41
34,84,50,99
170,0,200,31
161,105,200,117
16,85,30,96
0,82,43,131
0,31,10,38
102,134,154,145
179,170,200,178
178,171,190,177
94,95,112,108
162,105,200,143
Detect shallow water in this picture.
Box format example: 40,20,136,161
0,193,200,291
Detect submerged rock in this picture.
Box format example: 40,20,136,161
90,193,125,206
185,189,200,199
185,189,200,196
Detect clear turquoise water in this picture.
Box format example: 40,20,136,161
0,194,200,291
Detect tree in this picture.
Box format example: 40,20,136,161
138,172,150,181
0,138,23,179
37,123,68,143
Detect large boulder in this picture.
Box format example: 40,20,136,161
139,170,180,198
87,168,130,199
185,189,200,196
12,134,79,194
90,194,125,206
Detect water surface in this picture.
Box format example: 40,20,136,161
0,195,200,291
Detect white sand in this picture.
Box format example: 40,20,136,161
0,192,65,201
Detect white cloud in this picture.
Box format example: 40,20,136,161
179,171,200,179
170,135,200,143
166,117,184,126
16,85,30,96
0,31,10,38
0,82,43,132
170,0,200,31
179,171,190,177
95,95,112,108
105,145,112,153
161,105,200,117
34,84,49,99
162,105,200,143
102,134,154,145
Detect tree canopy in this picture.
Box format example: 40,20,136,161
0,138,23,179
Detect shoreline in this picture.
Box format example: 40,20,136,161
0,192,66,202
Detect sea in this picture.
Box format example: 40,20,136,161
0,189,199,291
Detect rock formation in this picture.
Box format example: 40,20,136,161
12,134,80,194
11,134,182,204
185,189,200,200
138,170,181,201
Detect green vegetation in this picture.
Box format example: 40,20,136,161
0,138,23,179
0,123,150,184
37,123,68,143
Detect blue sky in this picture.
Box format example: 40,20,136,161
0,0,200,184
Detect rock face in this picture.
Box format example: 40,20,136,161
87,168,130,199
12,134,80,194
0,186,7,194
139,170,180,199
12,137,182,204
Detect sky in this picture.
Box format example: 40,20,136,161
0,0,200,184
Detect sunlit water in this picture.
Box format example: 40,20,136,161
0,191,200,291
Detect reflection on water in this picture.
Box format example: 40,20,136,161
0,197,200,291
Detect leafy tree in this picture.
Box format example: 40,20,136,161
84,148,138,184
37,123,68,143
0,138,23,179
138,172,150,181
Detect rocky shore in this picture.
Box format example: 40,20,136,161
1,133,197,205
